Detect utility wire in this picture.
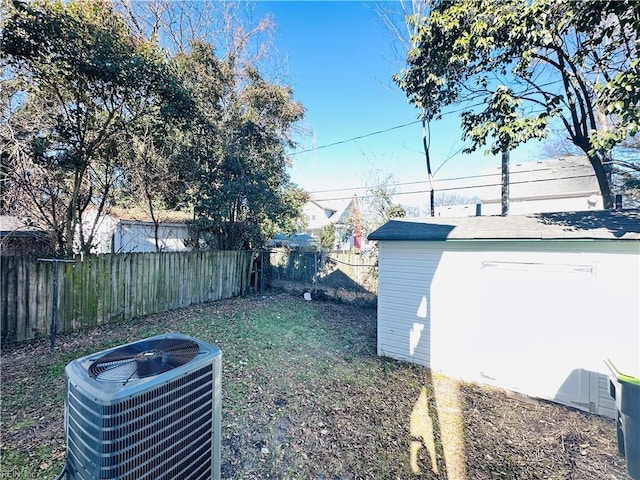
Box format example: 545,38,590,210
309,165,596,196
288,120,422,156
287,101,493,157
311,174,596,202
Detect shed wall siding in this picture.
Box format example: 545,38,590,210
376,240,639,418
596,373,617,418
377,243,439,367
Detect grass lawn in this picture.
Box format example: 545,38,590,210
0,293,632,479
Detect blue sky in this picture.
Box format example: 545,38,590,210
254,1,545,207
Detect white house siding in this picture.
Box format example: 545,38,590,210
376,240,639,418
303,202,334,233
113,221,191,253
377,242,438,367
479,194,603,215
84,210,192,254
478,156,602,215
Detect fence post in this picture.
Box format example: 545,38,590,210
260,250,264,296
38,258,75,352
314,252,318,293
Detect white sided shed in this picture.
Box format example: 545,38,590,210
368,209,640,418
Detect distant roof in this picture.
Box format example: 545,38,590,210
306,198,354,226
479,155,599,202
0,216,47,238
107,207,192,223
269,233,316,247
368,209,640,241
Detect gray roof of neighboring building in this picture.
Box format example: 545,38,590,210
479,155,599,202
0,216,48,238
368,209,640,241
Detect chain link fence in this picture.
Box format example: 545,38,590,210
262,249,378,305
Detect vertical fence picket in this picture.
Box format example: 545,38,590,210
60,262,71,335
205,252,211,301
167,254,181,309
120,254,127,320
133,253,140,318
27,260,41,340
139,253,146,317
76,258,84,331
58,261,70,334
172,252,179,309
150,252,158,314
152,252,159,313
83,256,91,328
96,255,105,325
0,257,14,341
89,256,98,328
111,254,120,322
15,258,27,342
196,252,202,303
138,253,145,316
165,253,173,310
145,252,152,315
131,254,139,317
38,261,50,339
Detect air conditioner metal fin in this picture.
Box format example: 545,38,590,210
65,333,221,480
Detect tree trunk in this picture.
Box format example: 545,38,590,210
588,151,614,209
571,130,614,210
422,114,435,217
501,150,510,216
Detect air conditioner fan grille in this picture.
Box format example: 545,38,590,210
89,338,200,382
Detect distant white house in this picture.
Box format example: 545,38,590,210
82,210,192,253
303,200,351,235
479,155,603,214
0,216,53,255
433,156,604,217
302,198,372,251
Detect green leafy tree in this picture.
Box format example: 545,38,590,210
117,1,309,250
119,113,191,251
170,41,307,250
1,0,192,254
195,68,305,249
612,137,640,205
262,184,310,242
395,0,639,209
318,223,337,251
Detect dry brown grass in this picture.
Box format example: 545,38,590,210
0,293,632,479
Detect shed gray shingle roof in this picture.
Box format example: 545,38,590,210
367,209,640,241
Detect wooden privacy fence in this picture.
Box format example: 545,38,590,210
268,250,378,295
1,251,254,344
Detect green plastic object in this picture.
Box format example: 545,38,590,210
606,359,640,386
606,358,640,480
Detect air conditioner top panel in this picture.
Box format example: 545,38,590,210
65,332,221,403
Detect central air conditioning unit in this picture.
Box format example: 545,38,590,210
64,333,221,480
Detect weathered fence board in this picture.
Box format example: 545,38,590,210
1,251,253,344
268,250,378,295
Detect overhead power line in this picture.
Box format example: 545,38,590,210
311,174,596,202
289,120,422,156
288,102,494,157
309,165,595,196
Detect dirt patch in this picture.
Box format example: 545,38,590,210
0,293,632,480
270,279,377,307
